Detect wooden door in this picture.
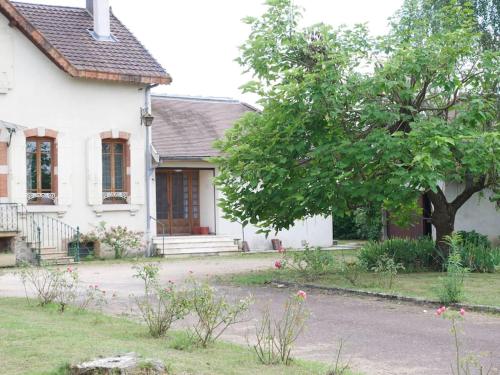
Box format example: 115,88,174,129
155,170,200,235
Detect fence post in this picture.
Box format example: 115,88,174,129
36,226,41,266
75,226,81,263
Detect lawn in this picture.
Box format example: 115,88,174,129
225,255,500,308
0,298,333,375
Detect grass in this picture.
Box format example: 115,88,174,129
0,298,333,375
224,252,500,308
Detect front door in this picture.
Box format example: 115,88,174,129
156,170,200,235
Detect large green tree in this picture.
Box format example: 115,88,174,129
213,0,499,254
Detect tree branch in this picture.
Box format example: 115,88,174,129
451,176,486,211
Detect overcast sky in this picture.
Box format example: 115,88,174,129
21,0,403,104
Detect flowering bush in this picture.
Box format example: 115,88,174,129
18,265,108,313
90,221,143,259
276,246,335,280
187,278,253,347
132,263,190,338
253,290,310,365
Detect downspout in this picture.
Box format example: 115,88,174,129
144,84,158,257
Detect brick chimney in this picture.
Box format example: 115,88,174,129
86,0,112,41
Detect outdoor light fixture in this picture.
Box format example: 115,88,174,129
141,108,154,127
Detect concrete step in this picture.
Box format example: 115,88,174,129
39,252,70,260
154,241,239,250
160,247,239,256
152,235,237,244
154,235,239,256
40,257,75,266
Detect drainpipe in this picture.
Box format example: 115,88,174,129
144,84,157,257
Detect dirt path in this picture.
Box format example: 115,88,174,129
1,257,499,375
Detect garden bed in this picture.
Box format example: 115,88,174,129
0,298,330,375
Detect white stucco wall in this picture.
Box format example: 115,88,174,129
155,160,333,250
0,17,148,234
441,182,500,245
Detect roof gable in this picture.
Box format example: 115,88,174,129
0,0,171,85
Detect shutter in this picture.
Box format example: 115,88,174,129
8,131,27,204
57,132,72,206
86,135,102,206
129,137,144,205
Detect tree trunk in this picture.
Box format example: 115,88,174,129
426,188,457,262
431,204,456,255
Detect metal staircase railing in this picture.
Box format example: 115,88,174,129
0,203,80,264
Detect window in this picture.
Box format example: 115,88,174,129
26,138,55,205
102,139,128,204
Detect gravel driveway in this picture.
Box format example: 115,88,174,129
1,256,499,375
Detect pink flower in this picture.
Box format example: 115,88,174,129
67,266,73,273
277,246,286,253
297,290,307,300
435,306,447,316
460,308,466,316
274,260,282,269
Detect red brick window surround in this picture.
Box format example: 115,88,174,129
102,138,131,204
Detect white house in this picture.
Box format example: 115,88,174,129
0,0,168,263
0,0,333,264
150,94,334,253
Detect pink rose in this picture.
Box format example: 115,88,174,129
435,306,447,316
459,308,466,316
297,290,307,300
274,260,282,269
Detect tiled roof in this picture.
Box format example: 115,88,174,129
0,0,170,84
152,95,257,159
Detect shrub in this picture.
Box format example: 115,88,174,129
333,205,382,240
370,254,404,289
90,221,143,259
459,243,500,273
253,291,309,365
456,230,490,248
132,263,190,338
18,264,64,306
187,279,252,347
358,238,436,271
18,265,105,313
339,259,366,286
437,236,469,304
283,246,335,280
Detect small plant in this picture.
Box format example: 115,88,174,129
90,221,143,259
327,338,351,375
132,263,190,338
437,235,470,304
252,291,309,365
78,284,108,312
339,260,365,286
370,254,404,289
282,246,335,280
167,331,197,352
187,278,252,347
436,307,495,375
53,266,80,313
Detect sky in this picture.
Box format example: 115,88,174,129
19,0,403,104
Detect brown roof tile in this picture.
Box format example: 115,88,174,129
152,95,257,159
0,0,170,84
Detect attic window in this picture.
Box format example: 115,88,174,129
87,29,118,42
